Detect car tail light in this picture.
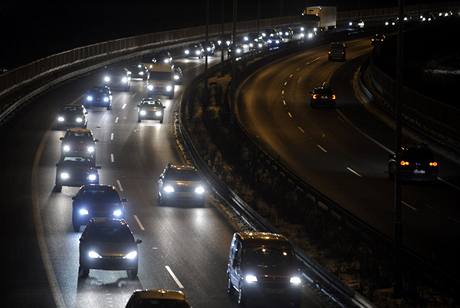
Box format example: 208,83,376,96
429,162,438,167
400,160,410,166
312,94,318,99
332,94,336,100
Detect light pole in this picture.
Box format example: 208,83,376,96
221,0,225,64
231,0,237,79
257,0,261,34
204,0,210,100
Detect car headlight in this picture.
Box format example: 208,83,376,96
60,172,70,180
57,116,65,122
166,85,173,92
300,27,305,32
123,251,137,260
163,185,175,193
290,276,301,286
185,49,190,55
258,43,263,48
86,95,93,101
245,274,258,283
206,47,211,52
285,32,289,36
103,97,109,102
195,186,205,194
163,58,169,63
104,76,110,83
174,74,180,80
155,111,162,116
249,43,254,48
275,40,280,44
88,250,102,259
76,117,83,123
113,209,122,217
195,50,201,55
122,77,128,83
63,145,71,152
226,40,231,46
87,146,95,153
140,110,147,116
244,36,248,41
267,39,272,44
87,174,97,182
139,71,144,76
147,84,154,91
79,208,89,216
236,48,242,54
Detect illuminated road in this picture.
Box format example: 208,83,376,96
237,38,460,274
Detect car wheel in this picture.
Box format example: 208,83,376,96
227,277,234,295
53,185,62,193
127,267,138,279
78,266,89,278
160,118,163,124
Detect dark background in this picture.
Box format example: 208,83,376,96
0,0,440,69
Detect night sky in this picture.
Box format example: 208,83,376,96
0,0,440,68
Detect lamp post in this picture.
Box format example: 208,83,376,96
221,0,225,64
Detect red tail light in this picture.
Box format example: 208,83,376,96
429,162,438,167
400,160,410,166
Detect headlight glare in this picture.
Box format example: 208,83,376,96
104,76,110,83
122,77,128,83
58,116,65,122
140,110,147,116
76,117,83,123
245,274,258,283
290,276,301,285
79,208,89,216
195,186,205,194
88,250,102,259
147,84,154,91
124,251,137,260
155,111,162,116
185,49,190,54
87,174,97,182
60,172,70,180
174,74,180,80
87,146,95,153
63,145,71,152
113,209,122,217
86,95,93,101
103,97,109,102
164,185,175,193
166,85,173,92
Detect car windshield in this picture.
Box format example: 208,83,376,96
91,87,108,94
67,132,91,140
132,299,190,308
245,245,295,267
63,106,81,113
404,147,434,161
63,156,92,163
166,169,200,181
78,189,120,203
142,101,163,108
149,72,172,80
85,224,134,243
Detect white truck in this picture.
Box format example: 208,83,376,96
146,63,175,99
302,6,337,30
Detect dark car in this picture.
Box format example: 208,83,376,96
388,144,439,182
261,35,282,50
310,82,336,108
172,65,183,84
60,128,98,161
54,156,100,192
126,63,149,81
84,86,112,110
184,43,204,59
241,33,263,51
280,27,294,40
227,43,246,57
158,163,206,206
261,28,277,39
72,185,127,232
216,34,232,49
151,51,173,64
78,218,141,279
227,232,302,307
125,289,191,308
138,98,165,123
201,40,216,56
102,67,131,91
55,105,88,130
371,33,386,46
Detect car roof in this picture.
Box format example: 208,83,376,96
132,289,186,301
80,184,116,192
67,128,91,134
168,164,197,172
237,231,289,242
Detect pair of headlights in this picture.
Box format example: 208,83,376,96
60,172,97,181
163,185,205,194
139,110,162,117
88,250,136,260
147,85,173,92
63,145,94,153
78,208,122,217
245,274,301,286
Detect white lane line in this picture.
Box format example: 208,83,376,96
287,112,293,118
346,167,363,177
110,153,115,163
122,103,127,109
284,81,288,86
289,74,293,78
297,126,305,134
116,179,124,192
438,177,460,192
110,133,114,141
115,117,119,123
133,215,145,231
402,201,417,211
282,99,287,106
317,144,328,153
281,90,285,95
336,110,393,154
165,265,184,289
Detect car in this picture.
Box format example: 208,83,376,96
102,67,131,91
138,98,165,123
151,51,173,64
227,43,246,57
84,86,112,110
261,35,282,50
184,43,204,59
241,33,263,51
216,35,232,49
54,156,100,192
388,144,439,182
60,128,98,161
72,184,127,232
157,163,206,206
126,63,149,81
261,28,277,38
371,33,386,46
125,289,191,308
280,27,294,40
78,218,141,279
172,65,183,84
328,42,346,61
55,104,88,130
310,82,336,108
201,40,216,56
227,232,302,307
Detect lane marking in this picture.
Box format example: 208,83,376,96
122,103,127,109
438,177,460,192
347,167,362,177
134,215,145,231
282,99,287,106
402,201,417,211
165,265,184,289
297,126,305,134
110,133,114,141
281,90,285,95
287,112,293,118
284,81,288,86
317,144,328,153
115,117,119,123
289,74,293,78
116,179,124,192
110,153,115,163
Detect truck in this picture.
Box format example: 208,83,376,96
146,63,175,99
302,6,337,30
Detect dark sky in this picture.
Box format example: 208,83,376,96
0,0,446,68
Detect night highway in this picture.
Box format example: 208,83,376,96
1,1,459,307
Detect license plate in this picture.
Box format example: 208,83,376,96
321,96,328,99
413,169,426,174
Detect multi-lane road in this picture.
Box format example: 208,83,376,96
237,38,460,274
1,49,329,307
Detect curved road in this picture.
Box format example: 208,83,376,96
1,50,328,307
237,38,460,274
